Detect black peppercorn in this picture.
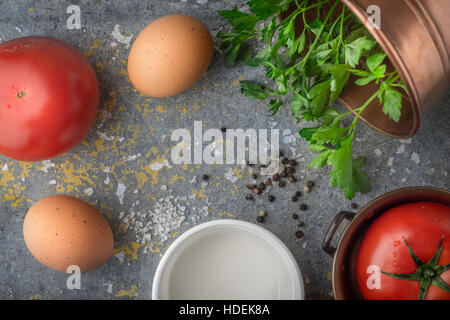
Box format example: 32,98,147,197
351,203,358,209
288,175,297,183
289,160,297,166
295,191,302,197
278,181,286,188
292,196,298,202
256,216,264,223
286,167,295,174
268,195,275,202
292,213,298,219
273,173,280,181
306,180,314,188
245,194,253,201
281,158,289,165
295,231,303,239
253,188,262,195
300,204,307,211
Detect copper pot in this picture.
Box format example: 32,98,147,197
284,0,450,138
340,0,450,138
322,187,450,300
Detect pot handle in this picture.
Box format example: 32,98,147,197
322,211,355,256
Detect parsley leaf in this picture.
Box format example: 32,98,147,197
248,0,293,20
291,92,309,117
297,32,306,55
240,81,269,99
219,6,259,32
261,17,277,43
308,150,332,169
352,157,372,194
326,64,351,103
238,42,253,62
326,136,370,199
299,127,318,142
224,42,242,67
382,87,402,122
312,126,347,145
366,52,386,73
269,98,283,115
327,136,355,199
344,36,376,67
354,75,377,86
308,79,332,116
281,17,296,56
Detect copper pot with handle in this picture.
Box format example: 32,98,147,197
322,187,450,300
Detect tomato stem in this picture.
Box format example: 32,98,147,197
381,236,449,300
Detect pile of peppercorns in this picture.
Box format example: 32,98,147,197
242,151,318,239
244,152,299,202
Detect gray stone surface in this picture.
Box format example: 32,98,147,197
0,0,448,300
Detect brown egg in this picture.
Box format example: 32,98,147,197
23,195,114,273
128,14,214,97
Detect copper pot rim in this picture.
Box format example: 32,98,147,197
331,186,450,300
339,0,421,139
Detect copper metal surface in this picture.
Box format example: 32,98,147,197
327,187,450,300
341,0,450,138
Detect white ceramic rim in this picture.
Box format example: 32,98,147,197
152,219,305,300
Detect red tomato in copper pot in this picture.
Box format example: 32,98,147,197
356,202,450,300
0,36,99,161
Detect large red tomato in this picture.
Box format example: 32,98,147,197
0,36,99,161
356,202,450,300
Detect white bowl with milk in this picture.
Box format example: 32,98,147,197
152,219,304,300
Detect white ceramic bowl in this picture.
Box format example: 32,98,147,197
152,219,304,300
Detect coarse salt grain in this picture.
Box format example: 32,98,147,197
120,190,210,253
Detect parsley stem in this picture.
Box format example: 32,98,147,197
278,0,332,33
338,7,346,48
300,0,332,12
336,107,363,119
390,73,400,83
333,89,377,121
291,0,340,71
327,8,345,42
349,90,380,136
294,0,307,9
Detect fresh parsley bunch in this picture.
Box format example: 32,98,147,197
219,0,408,199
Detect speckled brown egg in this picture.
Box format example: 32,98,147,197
23,195,114,273
127,14,214,97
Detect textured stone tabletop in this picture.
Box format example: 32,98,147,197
0,0,448,300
